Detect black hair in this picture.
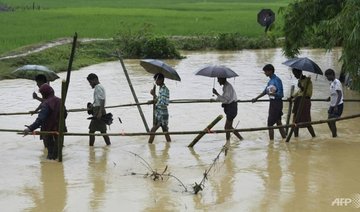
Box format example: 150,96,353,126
292,68,302,73
87,73,98,81
325,69,335,76
154,73,164,80
35,74,47,83
263,64,275,72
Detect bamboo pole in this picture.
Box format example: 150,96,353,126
116,51,150,132
6,112,360,137
58,81,66,162
285,85,295,134
188,115,223,147
1,98,360,116
64,33,77,97
152,85,156,126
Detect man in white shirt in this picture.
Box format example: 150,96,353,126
87,73,111,146
325,69,344,137
213,77,244,143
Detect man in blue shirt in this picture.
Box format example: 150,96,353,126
252,64,286,140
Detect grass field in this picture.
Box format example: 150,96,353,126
0,0,290,55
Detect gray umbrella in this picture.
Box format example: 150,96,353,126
12,64,59,81
282,57,323,75
195,65,238,78
140,59,181,81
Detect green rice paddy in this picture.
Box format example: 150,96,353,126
0,0,290,55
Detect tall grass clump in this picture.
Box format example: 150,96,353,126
215,33,278,50
113,23,182,59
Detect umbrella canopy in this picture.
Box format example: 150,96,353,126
140,59,181,81
12,65,59,81
195,65,238,78
257,9,275,27
282,57,323,75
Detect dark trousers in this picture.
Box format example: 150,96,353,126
45,135,58,160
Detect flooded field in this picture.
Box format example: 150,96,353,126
0,48,360,211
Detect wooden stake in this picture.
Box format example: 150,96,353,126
152,85,156,126
64,32,77,98
116,51,150,132
285,85,295,134
188,115,223,147
58,81,66,162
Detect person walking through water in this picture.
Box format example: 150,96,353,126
252,64,287,140
23,84,65,160
213,77,244,143
33,74,47,102
87,73,111,146
289,68,316,138
31,74,48,115
30,74,49,148
148,73,171,144
325,69,344,137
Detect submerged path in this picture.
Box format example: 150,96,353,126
0,38,110,60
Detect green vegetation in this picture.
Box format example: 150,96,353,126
0,0,289,54
0,40,118,79
0,0,290,79
281,0,360,91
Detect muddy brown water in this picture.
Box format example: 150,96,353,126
1,48,360,211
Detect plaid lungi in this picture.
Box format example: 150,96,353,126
155,108,169,131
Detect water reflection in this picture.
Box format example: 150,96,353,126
88,147,109,211
214,150,235,205
284,143,312,211
28,162,66,211
145,143,173,211
260,141,282,211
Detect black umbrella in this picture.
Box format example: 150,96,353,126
282,57,323,75
140,59,181,81
195,65,238,88
257,9,275,27
195,65,238,78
